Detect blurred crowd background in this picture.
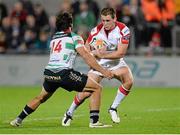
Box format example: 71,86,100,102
0,0,180,56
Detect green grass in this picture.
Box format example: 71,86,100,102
0,86,180,134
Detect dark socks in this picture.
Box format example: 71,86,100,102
18,105,34,120
90,110,99,123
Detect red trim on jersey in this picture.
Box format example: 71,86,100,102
104,24,116,38
116,21,130,45
119,85,129,95
115,21,127,37
74,95,80,105
86,23,103,44
115,22,126,33
104,29,109,38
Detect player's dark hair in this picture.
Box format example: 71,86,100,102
56,12,73,31
101,7,116,19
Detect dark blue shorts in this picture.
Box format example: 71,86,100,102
43,69,88,93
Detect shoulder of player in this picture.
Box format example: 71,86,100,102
90,23,103,35
71,32,83,40
71,32,84,45
86,23,103,43
115,21,130,35
115,21,127,29
71,32,79,37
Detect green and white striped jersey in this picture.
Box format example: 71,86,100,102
45,31,84,72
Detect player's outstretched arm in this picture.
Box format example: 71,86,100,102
76,46,113,79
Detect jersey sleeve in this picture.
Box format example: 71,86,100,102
72,33,85,49
120,26,130,45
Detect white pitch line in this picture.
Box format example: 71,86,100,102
146,107,180,112
25,114,85,122
3,114,85,124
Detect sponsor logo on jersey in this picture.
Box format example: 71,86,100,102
121,35,130,44
122,26,130,35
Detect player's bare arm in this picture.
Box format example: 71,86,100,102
85,41,91,52
76,46,113,79
93,43,128,59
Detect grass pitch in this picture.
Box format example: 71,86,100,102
0,86,180,134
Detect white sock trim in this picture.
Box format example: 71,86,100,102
23,109,29,115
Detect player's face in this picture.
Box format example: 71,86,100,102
101,15,116,30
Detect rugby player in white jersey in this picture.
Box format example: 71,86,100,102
10,12,114,128
62,7,133,126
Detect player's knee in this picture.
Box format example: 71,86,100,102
94,84,102,93
94,83,102,92
128,78,134,89
89,83,102,93
84,79,102,93
83,91,92,98
124,78,134,90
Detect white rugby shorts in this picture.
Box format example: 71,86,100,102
89,59,128,76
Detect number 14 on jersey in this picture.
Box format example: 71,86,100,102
51,40,62,53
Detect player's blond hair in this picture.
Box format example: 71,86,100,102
100,7,116,19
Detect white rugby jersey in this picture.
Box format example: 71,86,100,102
86,21,130,68
46,31,84,72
